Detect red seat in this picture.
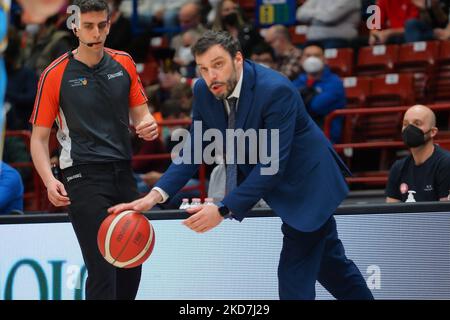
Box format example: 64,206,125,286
432,40,450,102
367,73,415,107
343,76,372,108
395,41,440,103
396,41,439,70
352,74,414,142
136,57,159,87
357,44,399,76
288,25,308,46
325,48,354,77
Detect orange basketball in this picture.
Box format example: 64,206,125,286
97,210,155,268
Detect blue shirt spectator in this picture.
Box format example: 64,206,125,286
292,44,346,143
0,161,24,214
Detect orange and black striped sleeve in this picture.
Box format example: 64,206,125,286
106,48,148,108
30,54,69,128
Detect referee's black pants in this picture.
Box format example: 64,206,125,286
62,161,142,300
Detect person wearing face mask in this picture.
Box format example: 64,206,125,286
170,2,206,55
385,105,450,203
173,29,199,78
211,0,262,58
292,43,346,143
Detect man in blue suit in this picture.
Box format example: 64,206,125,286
109,31,373,300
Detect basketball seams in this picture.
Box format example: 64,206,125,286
100,210,154,268
116,223,154,268
112,212,142,266
104,210,132,263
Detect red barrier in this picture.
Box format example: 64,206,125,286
6,119,208,211
323,103,450,185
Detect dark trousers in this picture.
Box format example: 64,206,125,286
62,161,142,300
278,216,374,300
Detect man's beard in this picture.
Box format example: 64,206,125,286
210,66,238,100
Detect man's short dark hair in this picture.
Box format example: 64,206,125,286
73,0,110,17
191,30,242,59
302,41,325,53
251,42,275,61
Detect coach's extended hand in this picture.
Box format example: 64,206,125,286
108,189,162,214
184,205,224,233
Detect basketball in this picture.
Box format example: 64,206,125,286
97,210,155,268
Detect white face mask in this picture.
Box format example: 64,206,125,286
302,56,324,74
178,46,194,65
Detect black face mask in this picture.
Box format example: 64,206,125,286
402,124,432,148
222,12,239,26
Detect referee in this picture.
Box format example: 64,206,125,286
30,0,158,300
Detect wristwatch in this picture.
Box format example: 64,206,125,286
217,202,231,218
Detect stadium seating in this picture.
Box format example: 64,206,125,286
325,48,354,77
357,44,399,76
343,76,372,108
432,40,450,102
396,41,440,103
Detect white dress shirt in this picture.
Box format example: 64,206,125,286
153,67,244,203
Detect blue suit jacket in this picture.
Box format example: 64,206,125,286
155,60,350,232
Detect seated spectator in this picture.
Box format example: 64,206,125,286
120,0,196,31
171,2,207,54
296,0,361,49
211,0,262,58
173,29,200,79
369,0,420,45
5,28,37,131
170,82,194,117
104,0,133,51
3,135,32,184
0,161,24,215
250,42,276,70
405,0,449,42
16,0,66,24
434,20,450,40
292,43,346,143
22,14,73,76
264,25,303,80
386,105,450,203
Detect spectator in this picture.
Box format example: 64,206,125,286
170,82,194,117
104,0,133,51
5,28,38,131
386,105,450,203
0,161,24,215
173,29,200,79
171,2,207,54
296,0,361,49
3,135,33,184
16,0,66,24
22,14,74,76
369,0,420,45
211,0,262,58
435,22,450,40
250,42,276,70
264,24,303,80
405,0,450,42
120,0,196,31
292,43,346,143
